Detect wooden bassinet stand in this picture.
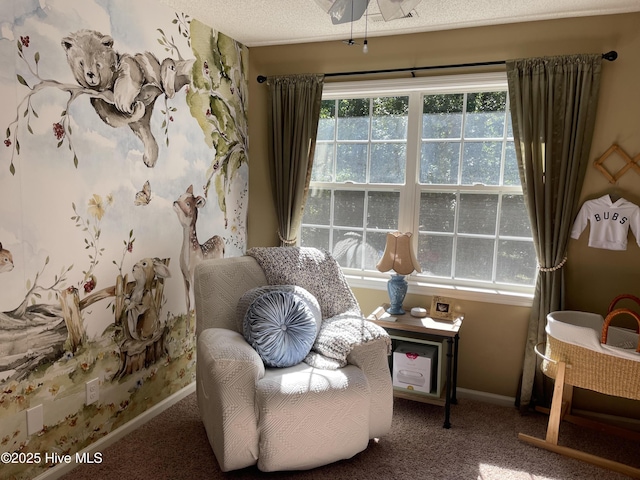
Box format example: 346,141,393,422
519,297,640,479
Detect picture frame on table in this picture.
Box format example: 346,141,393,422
430,296,456,321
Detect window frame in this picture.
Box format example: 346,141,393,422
305,73,535,307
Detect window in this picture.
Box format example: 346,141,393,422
300,73,537,302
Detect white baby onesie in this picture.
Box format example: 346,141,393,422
570,195,640,251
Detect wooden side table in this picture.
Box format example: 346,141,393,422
367,305,463,428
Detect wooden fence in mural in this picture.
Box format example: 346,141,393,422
59,258,171,378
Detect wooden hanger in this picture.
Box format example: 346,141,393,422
593,144,640,184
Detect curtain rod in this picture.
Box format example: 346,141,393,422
256,50,618,83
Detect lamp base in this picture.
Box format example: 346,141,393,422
386,274,407,315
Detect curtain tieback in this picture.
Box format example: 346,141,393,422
538,255,567,273
277,230,297,246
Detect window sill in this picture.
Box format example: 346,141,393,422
345,274,534,308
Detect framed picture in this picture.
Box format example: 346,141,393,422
430,296,455,321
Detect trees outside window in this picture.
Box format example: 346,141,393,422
301,74,536,295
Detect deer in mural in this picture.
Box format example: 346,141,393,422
0,242,14,273
173,185,224,313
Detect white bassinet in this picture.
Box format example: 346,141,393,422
519,306,640,478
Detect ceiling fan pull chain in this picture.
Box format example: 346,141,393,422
349,0,354,43
363,3,369,53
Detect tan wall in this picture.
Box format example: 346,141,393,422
247,13,640,417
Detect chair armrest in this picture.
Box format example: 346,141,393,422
198,328,265,375
347,335,391,366
347,337,393,438
197,328,264,471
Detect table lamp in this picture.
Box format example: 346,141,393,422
376,231,421,315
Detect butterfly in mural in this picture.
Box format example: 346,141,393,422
134,180,151,206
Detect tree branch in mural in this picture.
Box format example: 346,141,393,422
188,20,249,227
72,196,104,294
0,257,73,381
113,230,136,278
0,256,172,382
0,195,166,382
162,12,192,51
3,30,193,173
7,257,72,321
0,194,105,379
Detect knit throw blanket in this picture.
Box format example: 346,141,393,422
247,247,391,369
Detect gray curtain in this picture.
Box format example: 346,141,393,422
267,74,324,246
506,54,602,408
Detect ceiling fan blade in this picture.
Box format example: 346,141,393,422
314,0,419,24
376,0,422,21
314,0,371,24
314,0,335,13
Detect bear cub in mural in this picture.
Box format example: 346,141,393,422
61,29,193,167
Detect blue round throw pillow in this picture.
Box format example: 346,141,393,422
243,290,318,368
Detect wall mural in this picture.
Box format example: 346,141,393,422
0,1,248,478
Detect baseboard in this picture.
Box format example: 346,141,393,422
455,388,640,432
33,382,196,480
456,387,516,407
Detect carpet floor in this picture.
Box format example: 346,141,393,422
60,392,639,479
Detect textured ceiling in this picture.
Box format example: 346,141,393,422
158,0,640,47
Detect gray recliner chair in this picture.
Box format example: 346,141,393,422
193,247,393,472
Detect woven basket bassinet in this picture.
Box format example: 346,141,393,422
542,335,640,400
